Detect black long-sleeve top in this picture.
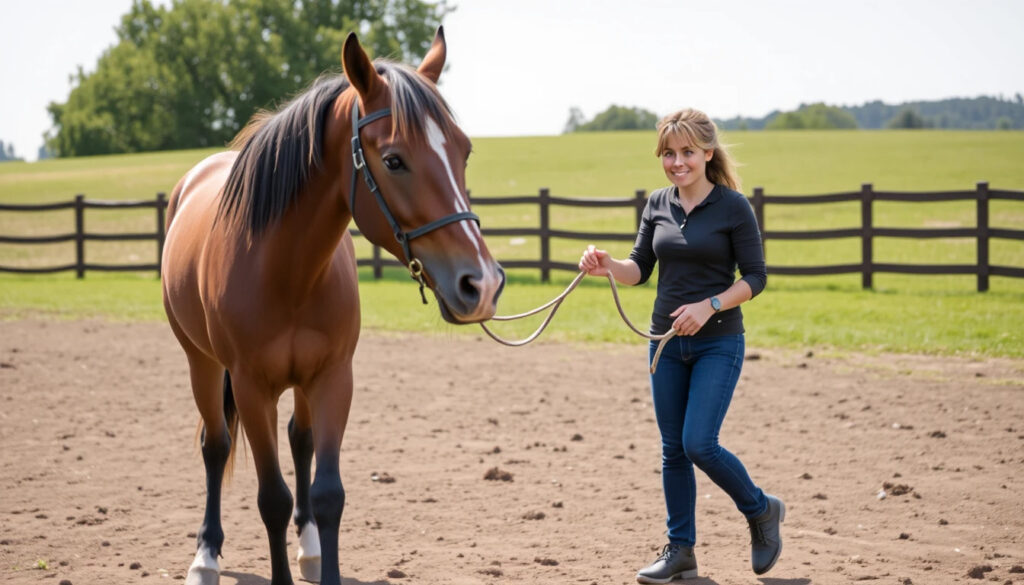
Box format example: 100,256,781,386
628,184,767,337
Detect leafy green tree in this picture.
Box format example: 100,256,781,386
765,111,805,130
573,105,659,132
766,103,858,130
886,108,927,129
46,0,451,157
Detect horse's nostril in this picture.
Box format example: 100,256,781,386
458,273,480,304
495,266,506,301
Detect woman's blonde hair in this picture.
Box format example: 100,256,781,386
655,108,741,191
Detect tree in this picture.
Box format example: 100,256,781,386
765,111,805,130
765,103,858,130
572,105,659,132
562,106,586,134
46,0,451,157
0,140,23,162
886,108,927,129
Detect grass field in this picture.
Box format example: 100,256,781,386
1,130,1022,357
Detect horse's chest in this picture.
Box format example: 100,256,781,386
246,328,352,389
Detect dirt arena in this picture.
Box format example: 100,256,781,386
1,319,1022,585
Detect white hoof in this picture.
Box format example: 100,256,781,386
185,547,220,585
297,521,321,583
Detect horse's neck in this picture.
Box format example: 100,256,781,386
258,168,352,294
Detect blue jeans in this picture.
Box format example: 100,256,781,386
649,334,767,546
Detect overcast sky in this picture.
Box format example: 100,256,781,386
2,0,1022,161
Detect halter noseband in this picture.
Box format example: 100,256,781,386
349,101,480,303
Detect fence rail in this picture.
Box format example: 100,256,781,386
1,183,1022,291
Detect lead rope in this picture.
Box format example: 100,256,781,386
479,271,678,374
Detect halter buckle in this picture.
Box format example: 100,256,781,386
351,137,366,170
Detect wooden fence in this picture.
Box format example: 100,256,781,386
0,194,168,278
1,183,1022,291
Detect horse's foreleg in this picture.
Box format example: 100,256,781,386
184,357,233,585
307,364,354,585
289,391,320,582
233,379,294,585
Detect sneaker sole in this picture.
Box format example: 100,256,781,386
636,568,699,583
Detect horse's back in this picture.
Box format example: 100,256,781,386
162,151,238,358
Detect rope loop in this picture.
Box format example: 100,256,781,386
479,271,677,373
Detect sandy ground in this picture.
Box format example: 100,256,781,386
1,319,1023,585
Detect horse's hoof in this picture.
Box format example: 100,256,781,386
185,566,220,585
298,555,322,583
186,548,221,585
297,522,321,583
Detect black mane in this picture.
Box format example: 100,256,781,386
217,62,456,236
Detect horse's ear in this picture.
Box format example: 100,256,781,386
342,32,382,100
416,26,446,84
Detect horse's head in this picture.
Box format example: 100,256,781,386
338,28,504,324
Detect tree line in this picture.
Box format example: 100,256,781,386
715,95,1024,131
567,95,1024,133
45,0,449,157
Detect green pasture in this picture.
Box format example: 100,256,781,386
1,130,1023,358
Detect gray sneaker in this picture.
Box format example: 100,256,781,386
636,543,698,583
748,494,785,575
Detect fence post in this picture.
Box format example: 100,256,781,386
155,192,166,278
539,188,550,283
634,189,646,230
372,244,382,279
74,194,85,279
976,181,990,292
752,187,765,257
860,183,874,289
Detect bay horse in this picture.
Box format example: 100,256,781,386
161,28,504,585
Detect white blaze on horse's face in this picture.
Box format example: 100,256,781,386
424,115,503,321
424,116,481,253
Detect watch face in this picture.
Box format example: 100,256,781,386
711,297,721,311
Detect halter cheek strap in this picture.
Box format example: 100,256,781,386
349,101,480,303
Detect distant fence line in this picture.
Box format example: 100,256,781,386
1,183,1022,292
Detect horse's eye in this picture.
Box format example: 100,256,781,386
383,155,405,171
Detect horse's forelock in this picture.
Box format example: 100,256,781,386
377,62,457,145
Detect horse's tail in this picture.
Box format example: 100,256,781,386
222,370,243,480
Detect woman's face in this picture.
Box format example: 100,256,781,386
660,134,712,191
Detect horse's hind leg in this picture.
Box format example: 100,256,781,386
305,363,355,585
289,391,321,582
184,356,235,585
232,377,295,585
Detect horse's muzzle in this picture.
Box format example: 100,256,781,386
435,262,504,324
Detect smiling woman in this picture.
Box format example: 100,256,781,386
577,107,785,582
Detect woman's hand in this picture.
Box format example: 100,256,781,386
669,300,714,336
579,244,611,276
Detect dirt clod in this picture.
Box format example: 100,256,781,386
484,467,514,482
967,565,993,579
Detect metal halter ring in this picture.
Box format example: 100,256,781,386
408,258,424,279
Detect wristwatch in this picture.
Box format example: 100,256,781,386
709,296,722,313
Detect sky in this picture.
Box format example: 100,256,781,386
2,0,1022,161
